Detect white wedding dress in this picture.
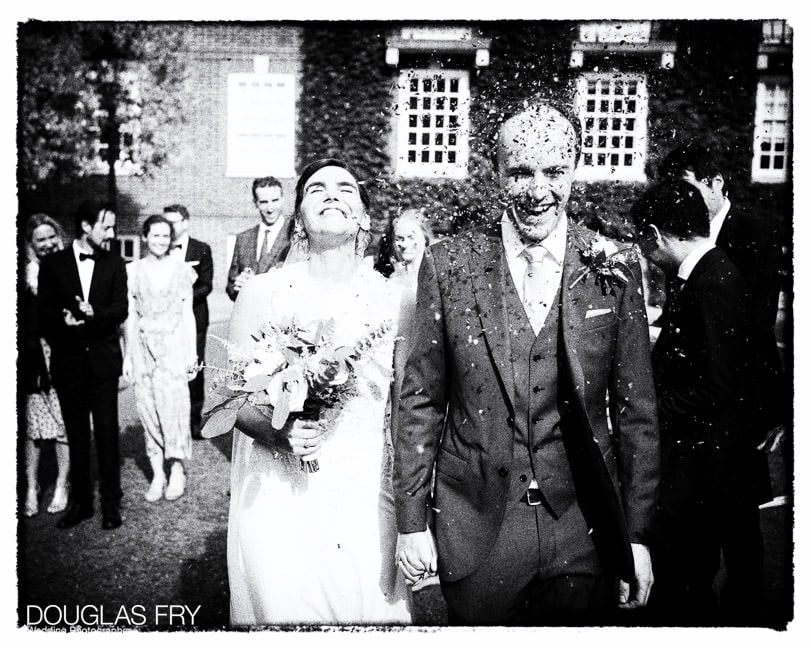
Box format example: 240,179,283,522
227,262,412,626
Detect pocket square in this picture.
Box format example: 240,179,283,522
585,308,613,318
187,260,200,267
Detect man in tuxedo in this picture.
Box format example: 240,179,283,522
394,99,660,625
163,205,213,439
37,200,128,529
633,180,765,624
226,176,293,301
660,143,786,445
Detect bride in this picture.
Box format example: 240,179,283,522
227,158,414,625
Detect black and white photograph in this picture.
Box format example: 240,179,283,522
10,4,798,637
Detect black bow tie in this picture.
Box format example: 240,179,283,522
170,244,183,250
79,252,97,262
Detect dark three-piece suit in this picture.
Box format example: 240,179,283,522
395,220,660,624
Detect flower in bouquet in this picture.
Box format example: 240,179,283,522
200,316,393,472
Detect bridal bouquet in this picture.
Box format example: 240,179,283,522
201,316,393,472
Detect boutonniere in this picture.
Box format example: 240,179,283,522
569,235,638,293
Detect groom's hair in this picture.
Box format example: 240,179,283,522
660,141,731,197
492,93,582,170
632,179,710,240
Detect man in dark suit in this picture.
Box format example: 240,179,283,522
394,99,660,625
38,200,128,529
660,143,786,445
226,176,293,301
164,205,213,439
633,180,765,625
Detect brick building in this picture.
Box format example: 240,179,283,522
18,20,793,324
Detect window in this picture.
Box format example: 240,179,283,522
395,69,470,179
117,235,140,262
751,81,791,183
762,20,792,45
574,73,648,181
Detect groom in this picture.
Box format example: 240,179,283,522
394,98,660,625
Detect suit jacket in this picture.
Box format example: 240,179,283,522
184,237,213,332
652,247,771,509
394,220,660,584
226,218,293,301
717,206,786,431
37,247,128,387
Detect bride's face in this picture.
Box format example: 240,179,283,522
299,166,369,243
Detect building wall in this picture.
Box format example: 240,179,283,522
20,21,792,322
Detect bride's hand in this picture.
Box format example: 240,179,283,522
278,419,323,457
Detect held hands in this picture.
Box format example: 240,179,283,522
618,543,653,609
396,529,438,588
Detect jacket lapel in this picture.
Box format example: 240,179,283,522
244,225,260,272
63,247,84,301
469,226,516,412
560,221,594,415
258,218,291,273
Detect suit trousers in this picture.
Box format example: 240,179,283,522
188,331,206,436
440,488,611,625
55,376,122,510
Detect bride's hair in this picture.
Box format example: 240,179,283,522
292,158,372,259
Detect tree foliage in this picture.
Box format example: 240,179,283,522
18,22,187,204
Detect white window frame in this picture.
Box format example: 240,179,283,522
574,72,648,182
394,68,470,179
89,70,143,177
117,234,140,262
751,80,791,184
762,20,792,45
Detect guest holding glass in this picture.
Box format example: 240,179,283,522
124,215,197,503
21,214,70,517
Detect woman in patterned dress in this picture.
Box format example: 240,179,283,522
123,215,197,502
22,214,70,517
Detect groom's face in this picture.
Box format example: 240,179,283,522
497,106,578,243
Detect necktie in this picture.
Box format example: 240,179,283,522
522,246,549,334
79,252,97,262
258,228,270,263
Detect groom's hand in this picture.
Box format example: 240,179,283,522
618,543,653,609
396,530,437,587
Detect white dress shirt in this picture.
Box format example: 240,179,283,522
72,240,95,301
709,197,731,245
677,240,716,283
501,213,567,334
256,219,286,262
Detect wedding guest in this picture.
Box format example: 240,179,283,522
633,179,765,625
659,142,786,452
124,215,197,502
374,208,437,290
227,159,411,625
394,97,660,625
22,214,70,517
226,177,293,301
38,200,127,529
163,205,213,440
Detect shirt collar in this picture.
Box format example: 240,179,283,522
500,210,567,266
174,232,190,249
677,240,715,282
73,239,95,262
709,197,731,243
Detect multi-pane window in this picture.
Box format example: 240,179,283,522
395,69,470,179
762,19,793,45
574,73,648,181
751,81,791,183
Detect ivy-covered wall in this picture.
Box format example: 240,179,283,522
297,20,792,273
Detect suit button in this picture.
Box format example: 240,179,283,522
498,467,508,478
533,386,541,393
506,416,514,427
533,354,542,362
519,474,527,483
